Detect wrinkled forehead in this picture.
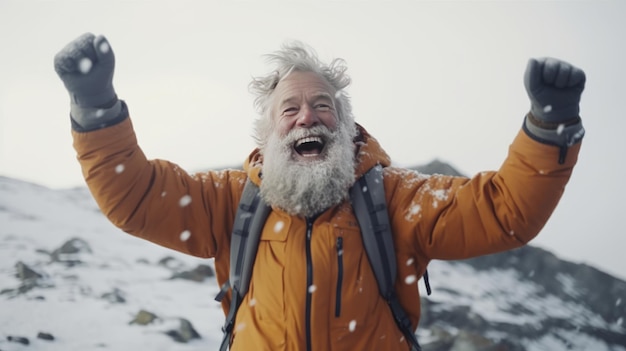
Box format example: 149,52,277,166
271,70,337,104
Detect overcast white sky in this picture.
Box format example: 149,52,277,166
1,0,624,280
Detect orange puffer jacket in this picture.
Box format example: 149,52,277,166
72,116,580,351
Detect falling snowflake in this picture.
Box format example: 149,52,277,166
161,191,167,197
115,164,125,174
78,57,92,74
404,275,417,285
95,109,105,118
362,186,368,193
179,195,192,207
99,41,110,54
180,230,191,241
249,298,257,307
557,124,565,135
235,323,246,332
543,105,553,113
348,320,357,332
308,285,317,293
274,221,284,232
406,258,414,266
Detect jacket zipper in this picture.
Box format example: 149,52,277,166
305,219,314,351
335,236,344,317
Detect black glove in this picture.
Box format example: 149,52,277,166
54,33,123,130
524,57,585,124
523,57,585,154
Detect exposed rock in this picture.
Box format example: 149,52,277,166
458,245,626,324
129,309,159,325
418,243,626,350
50,237,92,266
7,336,29,345
1,261,49,296
35,248,52,256
101,288,126,303
164,318,201,343
158,256,187,271
37,332,55,341
15,261,43,281
170,264,215,282
136,257,151,265
411,159,464,177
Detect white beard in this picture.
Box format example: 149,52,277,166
260,123,356,218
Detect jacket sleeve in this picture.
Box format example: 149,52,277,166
387,129,581,262
71,115,244,258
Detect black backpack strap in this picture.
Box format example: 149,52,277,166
423,269,432,296
215,178,271,351
350,164,422,351
350,164,396,298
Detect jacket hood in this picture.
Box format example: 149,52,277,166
243,123,392,186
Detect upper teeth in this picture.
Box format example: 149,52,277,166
296,136,323,147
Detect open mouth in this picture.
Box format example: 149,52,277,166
294,136,325,157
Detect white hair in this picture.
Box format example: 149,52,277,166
249,41,356,149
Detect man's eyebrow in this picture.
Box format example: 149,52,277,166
307,92,335,105
312,92,333,101
278,92,334,106
278,96,298,106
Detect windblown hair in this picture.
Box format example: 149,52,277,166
249,41,356,149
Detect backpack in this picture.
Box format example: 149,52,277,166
215,164,430,351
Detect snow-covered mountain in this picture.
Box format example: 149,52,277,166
1,166,625,351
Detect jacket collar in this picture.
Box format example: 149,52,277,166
353,123,391,176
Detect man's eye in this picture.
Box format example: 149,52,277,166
283,107,298,115
315,104,331,111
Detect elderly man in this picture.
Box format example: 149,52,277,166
54,33,585,351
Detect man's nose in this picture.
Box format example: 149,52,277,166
297,105,319,127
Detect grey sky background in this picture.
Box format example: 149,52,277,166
1,0,624,280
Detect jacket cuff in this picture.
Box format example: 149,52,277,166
523,113,585,147
523,113,585,164
71,100,129,132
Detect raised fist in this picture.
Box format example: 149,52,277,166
54,33,117,108
524,57,585,125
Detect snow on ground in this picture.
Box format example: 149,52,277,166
0,177,225,350
426,260,614,330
